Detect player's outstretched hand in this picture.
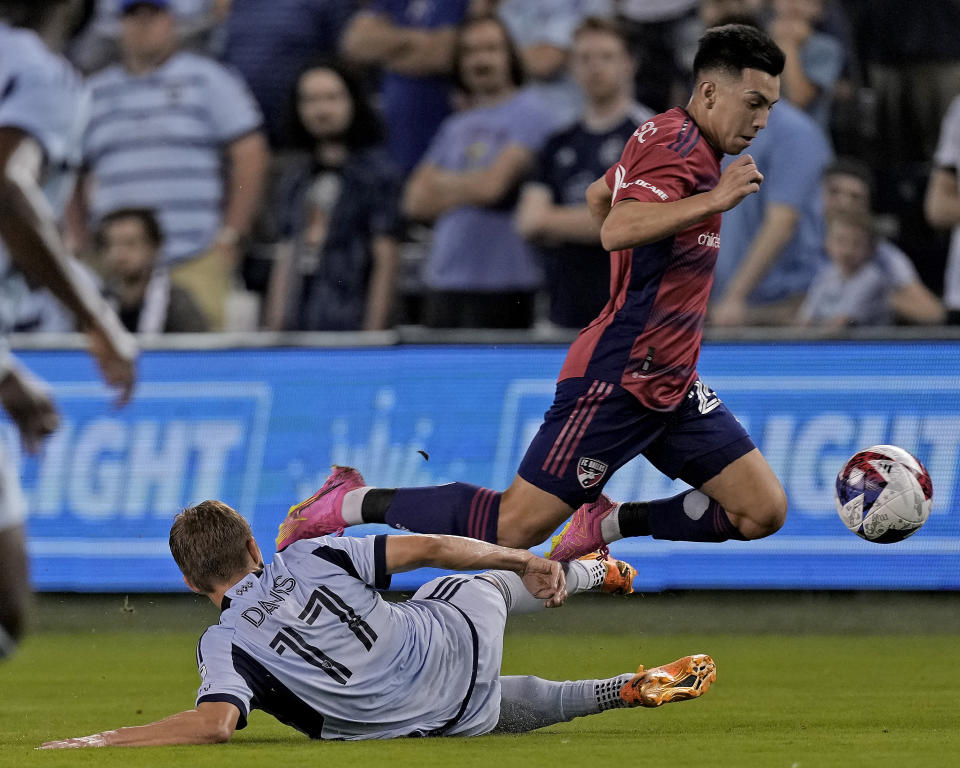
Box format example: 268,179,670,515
39,733,109,749
86,311,138,408
710,154,764,212
520,554,567,607
0,364,60,454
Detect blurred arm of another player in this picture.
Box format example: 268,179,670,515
385,534,567,607
598,153,763,252
0,352,59,454
0,127,137,406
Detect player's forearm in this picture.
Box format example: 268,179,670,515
0,166,103,329
341,13,408,65
385,28,457,76
778,44,818,110
924,169,960,228
601,193,721,251
721,204,798,301
537,204,602,244
362,236,399,330
386,534,536,576
222,132,270,237
42,709,232,748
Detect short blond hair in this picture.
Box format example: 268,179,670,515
169,500,252,594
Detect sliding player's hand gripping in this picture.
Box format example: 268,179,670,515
520,555,567,607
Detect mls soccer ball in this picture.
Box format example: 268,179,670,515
834,445,933,543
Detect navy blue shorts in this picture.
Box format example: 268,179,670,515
516,376,755,508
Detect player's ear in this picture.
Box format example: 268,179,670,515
182,574,200,594
246,537,263,569
699,79,717,108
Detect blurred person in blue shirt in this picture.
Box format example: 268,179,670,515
710,98,831,326
402,14,558,328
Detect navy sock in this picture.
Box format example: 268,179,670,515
620,490,746,542
375,483,501,542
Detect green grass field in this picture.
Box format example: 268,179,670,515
2,591,958,768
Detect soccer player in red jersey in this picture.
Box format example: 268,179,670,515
276,24,789,562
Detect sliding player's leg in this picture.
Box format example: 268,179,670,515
492,654,717,733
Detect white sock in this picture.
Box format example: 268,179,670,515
341,487,372,526
599,502,624,544
565,558,606,591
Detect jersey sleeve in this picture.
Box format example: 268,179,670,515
202,61,264,143
195,627,254,729
934,96,960,171
605,142,696,206
299,534,392,590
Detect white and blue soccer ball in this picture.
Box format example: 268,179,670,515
834,444,933,543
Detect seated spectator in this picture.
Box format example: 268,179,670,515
768,0,842,129
74,0,270,330
402,15,558,329
710,98,832,326
98,208,209,333
925,94,960,324
516,17,653,329
341,0,470,177
823,158,944,324
264,62,401,331
496,0,615,127
223,0,353,148
798,208,944,326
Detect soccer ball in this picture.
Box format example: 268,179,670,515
834,445,933,543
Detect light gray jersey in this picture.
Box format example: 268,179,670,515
196,536,495,740
0,21,89,334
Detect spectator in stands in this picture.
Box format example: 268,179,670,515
75,0,269,330
798,208,943,326
768,0,842,129
822,158,944,325
342,0,470,177
495,0,614,127
222,0,353,148
615,0,700,113
516,17,653,329
925,96,960,325
710,97,832,326
97,208,208,333
69,0,229,74
402,15,557,329
264,62,401,332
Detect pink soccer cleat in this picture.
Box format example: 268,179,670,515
276,465,365,550
545,493,618,561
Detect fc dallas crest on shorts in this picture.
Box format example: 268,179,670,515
577,457,608,489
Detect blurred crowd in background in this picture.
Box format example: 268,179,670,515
15,0,960,334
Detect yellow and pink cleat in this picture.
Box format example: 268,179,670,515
276,465,365,550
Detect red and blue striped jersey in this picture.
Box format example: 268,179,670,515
558,107,723,411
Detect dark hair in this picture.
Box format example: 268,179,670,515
169,500,253,594
452,14,525,94
693,23,785,80
573,15,631,52
287,59,384,151
96,207,164,249
823,156,874,196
